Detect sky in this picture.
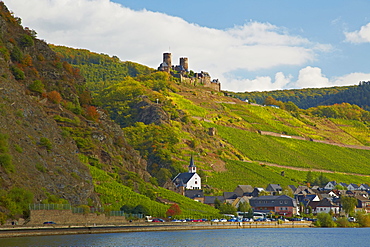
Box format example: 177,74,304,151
5,0,370,92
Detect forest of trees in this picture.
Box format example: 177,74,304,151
232,82,370,111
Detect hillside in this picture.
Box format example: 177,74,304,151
51,45,370,196
0,2,223,221
229,82,370,111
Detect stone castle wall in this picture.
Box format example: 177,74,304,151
179,75,220,92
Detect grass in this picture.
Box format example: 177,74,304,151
204,122,370,176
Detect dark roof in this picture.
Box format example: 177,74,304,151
185,190,204,199
249,195,296,207
349,183,359,189
223,192,238,199
204,196,224,204
234,185,254,193
316,198,338,207
288,185,297,192
189,155,196,167
172,172,196,186
266,184,282,192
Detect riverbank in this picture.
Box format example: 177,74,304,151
0,221,312,238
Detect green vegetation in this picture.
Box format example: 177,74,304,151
0,187,33,222
205,122,370,176
90,166,220,218
39,137,52,151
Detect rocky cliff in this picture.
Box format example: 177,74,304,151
0,2,149,206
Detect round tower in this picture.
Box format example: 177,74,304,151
163,53,172,68
180,57,189,71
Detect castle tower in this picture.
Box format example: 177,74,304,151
163,53,172,68
179,57,189,71
188,155,196,173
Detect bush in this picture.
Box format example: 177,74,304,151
10,46,23,62
39,137,52,151
315,212,336,227
28,80,45,93
10,66,25,80
19,34,34,48
0,153,14,173
47,91,62,104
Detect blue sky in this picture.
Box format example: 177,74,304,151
6,0,370,92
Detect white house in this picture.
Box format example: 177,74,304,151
324,181,337,190
172,156,201,190
359,184,370,191
314,198,340,215
347,183,360,191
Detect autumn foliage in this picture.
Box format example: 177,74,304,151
47,91,62,104
85,105,99,121
166,203,181,217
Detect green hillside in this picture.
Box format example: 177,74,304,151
51,45,370,196
229,82,370,111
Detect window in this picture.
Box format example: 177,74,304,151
195,181,198,184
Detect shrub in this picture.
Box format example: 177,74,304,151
10,66,25,80
39,137,52,151
85,106,99,121
0,153,14,173
47,91,62,104
28,80,45,93
10,46,23,62
315,212,336,227
19,34,34,48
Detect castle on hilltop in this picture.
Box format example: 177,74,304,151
158,53,221,92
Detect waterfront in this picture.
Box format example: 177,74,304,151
2,227,370,246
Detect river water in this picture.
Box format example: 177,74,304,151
2,228,370,246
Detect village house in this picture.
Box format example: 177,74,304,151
249,195,298,217
354,195,370,213
265,184,282,195
313,198,340,215
347,183,360,191
233,185,254,197
359,184,370,191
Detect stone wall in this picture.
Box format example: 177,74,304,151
28,210,129,226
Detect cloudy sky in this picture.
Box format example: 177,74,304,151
5,0,370,92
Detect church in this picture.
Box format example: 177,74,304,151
172,156,201,190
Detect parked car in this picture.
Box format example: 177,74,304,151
211,219,219,222
219,218,227,222
171,219,182,223
152,218,165,222
43,221,56,224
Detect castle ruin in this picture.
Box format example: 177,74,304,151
158,53,220,92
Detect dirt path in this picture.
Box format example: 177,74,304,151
243,160,370,177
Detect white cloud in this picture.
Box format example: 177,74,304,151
6,0,332,92
223,67,370,92
344,23,370,43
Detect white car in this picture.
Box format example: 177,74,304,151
211,219,219,222
220,218,227,222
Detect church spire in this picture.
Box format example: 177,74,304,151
188,155,196,173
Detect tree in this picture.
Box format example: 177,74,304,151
341,196,357,216
219,203,237,215
284,101,299,112
166,204,181,217
237,202,251,213
316,212,335,227
214,197,221,209
306,171,314,185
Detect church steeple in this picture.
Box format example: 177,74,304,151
188,155,196,173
